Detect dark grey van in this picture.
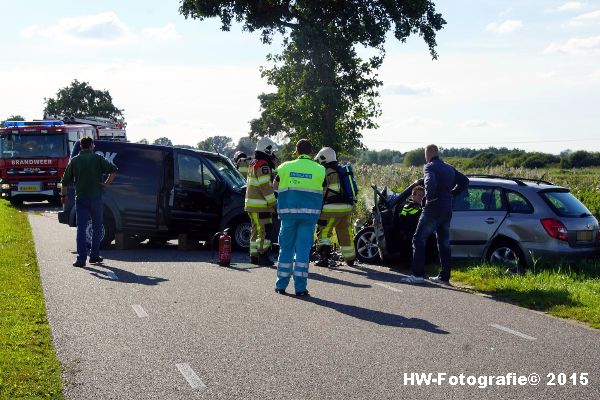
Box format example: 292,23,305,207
57,141,250,249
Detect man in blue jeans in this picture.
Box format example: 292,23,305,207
61,137,117,267
402,144,468,285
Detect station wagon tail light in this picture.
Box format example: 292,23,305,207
541,218,568,241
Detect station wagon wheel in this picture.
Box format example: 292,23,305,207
487,241,525,273
354,227,381,263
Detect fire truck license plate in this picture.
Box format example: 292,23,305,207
18,183,41,192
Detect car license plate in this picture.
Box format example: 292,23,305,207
577,231,593,241
18,183,41,192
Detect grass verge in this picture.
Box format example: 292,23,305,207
451,261,600,329
0,201,63,399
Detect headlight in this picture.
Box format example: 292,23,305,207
57,182,62,189
1,184,10,189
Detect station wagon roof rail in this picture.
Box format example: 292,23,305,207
466,174,554,186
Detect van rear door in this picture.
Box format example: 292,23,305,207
171,151,221,234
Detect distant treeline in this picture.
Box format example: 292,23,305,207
356,147,600,169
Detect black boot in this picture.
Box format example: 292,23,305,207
315,245,331,267
257,253,274,267
250,255,259,265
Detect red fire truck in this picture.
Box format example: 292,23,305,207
0,117,126,205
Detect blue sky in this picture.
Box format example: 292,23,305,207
1,1,599,153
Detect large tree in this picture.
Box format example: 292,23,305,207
179,1,445,153
197,135,235,157
44,79,124,120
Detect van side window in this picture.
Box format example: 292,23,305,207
506,191,534,213
177,155,217,193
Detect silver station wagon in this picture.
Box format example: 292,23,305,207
354,175,600,269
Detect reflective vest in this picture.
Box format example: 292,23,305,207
400,205,420,217
321,166,353,217
276,155,326,220
244,159,276,212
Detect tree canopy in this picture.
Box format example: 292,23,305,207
43,79,124,120
153,137,173,146
197,135,235,156
2,115,25,123
179,0,445,153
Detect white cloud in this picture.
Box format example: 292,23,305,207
486,20,523,34
402,117,442,128
22,12,135,45
141,24,181,42
547,2,588,12
461,120,491,128
568,10,600,26
545,35,600,55
383,83,433,96
590,69,600,82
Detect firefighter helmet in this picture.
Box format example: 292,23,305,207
314,147,337,164
256,137,277,156
233,151,247,163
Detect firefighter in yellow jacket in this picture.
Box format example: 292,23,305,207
233,151,251,176
314,147,356,267
244,138,278,266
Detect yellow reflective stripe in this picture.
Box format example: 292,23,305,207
246,198,268,205
328,183,341,191
257,175,271,184
264,194,276,203
322,204,353,212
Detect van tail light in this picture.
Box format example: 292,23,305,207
541,218,568,241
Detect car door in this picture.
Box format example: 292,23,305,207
451,186,508,258
170,151,223,235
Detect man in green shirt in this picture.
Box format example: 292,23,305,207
61,137,117,267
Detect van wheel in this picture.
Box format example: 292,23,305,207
85,214,116,249
487,241,525,273
354,227,381,264
232,220,252,250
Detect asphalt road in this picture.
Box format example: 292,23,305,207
28,207,599,400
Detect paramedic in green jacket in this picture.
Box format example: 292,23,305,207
273,139,326,296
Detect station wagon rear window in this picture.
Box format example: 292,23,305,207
540,190,592,218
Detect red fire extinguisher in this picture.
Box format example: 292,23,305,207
218,228,231,266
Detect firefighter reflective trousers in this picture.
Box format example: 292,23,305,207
275,218,317,293
249,212,272,256
316,213,356,261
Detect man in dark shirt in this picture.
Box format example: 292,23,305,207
402,144,469,285
61,137,117,267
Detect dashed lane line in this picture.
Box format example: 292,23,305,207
131,304,148,318
106,271,119,280
176,363,206,389
490,323,537,341
374,282,403,293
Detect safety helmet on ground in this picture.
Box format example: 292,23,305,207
255,137,278,156
233,151,247,163
314,147,337,164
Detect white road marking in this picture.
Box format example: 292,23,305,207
489,323,537,341
176,363,206,389
131,304,148,318
374,282,403,293
106,271,118,280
